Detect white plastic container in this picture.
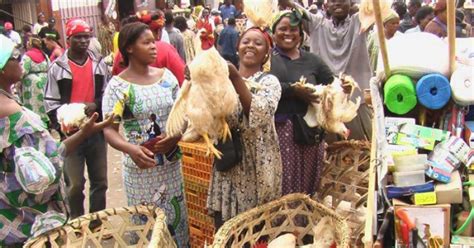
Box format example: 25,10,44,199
393,170,426,187
394,154,428,172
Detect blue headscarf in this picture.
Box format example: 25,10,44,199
0,34,15,70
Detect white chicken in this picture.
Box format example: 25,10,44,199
358,0,392,33
296,74,361,139
166,47,239,158
56,103,88,134
243,0,274,29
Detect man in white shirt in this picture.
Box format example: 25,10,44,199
33,13,48,35
4,22,22,47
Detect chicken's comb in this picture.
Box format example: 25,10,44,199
252,240,268,248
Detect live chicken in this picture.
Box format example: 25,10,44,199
166,47,239,158
56,103,88,134
295,74,361,139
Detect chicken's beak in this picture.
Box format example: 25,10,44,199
343,129,351,140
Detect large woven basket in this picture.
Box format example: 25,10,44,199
318,140,371,246
210,193,351,248
24,205,176,248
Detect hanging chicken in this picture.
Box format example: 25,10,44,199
166,47,239,158
243,0,275,29
358,0,392,33
295,74,361,139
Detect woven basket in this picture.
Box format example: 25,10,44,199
210,193,351,248
24,205,176,248
318,140,371,246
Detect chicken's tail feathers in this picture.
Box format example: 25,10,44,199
166,80,191,136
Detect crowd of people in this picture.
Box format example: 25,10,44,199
0,0,472,247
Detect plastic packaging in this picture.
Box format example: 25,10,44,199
393,170,426,187
393,154,428,172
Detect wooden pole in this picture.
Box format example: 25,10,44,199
363,122,377,248
372,0,391,78
447,0,457,75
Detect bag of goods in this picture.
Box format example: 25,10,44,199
376,33,449,78
14,147,57,194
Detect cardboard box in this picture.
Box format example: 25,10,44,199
396,133,436,150
399,123,451,142
394,200,451,247
435,171,463,204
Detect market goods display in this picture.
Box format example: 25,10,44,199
24,205,176,248
295,74,361,139
166,47,239,158
210,194,350,248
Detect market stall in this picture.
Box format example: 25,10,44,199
362,0,474,247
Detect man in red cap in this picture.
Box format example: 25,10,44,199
4,22,22,47
424,0,448,38
44,18,109,225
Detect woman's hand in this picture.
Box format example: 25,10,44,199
341,81,353,95
81,112,114,136
227,62,241,82
293,84,320,104
128,145,156,169
153,134,181,154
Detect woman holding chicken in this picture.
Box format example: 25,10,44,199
101,22,189,247
269,10,351,196
207,27,283,228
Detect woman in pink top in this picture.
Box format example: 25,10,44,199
44,36,64,61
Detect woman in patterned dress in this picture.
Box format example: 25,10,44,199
207,27,282,228
0,34,112,247
20,36,50,125
269,10,334,197
102,22,189,247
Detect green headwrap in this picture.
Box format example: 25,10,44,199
0,34,15,70
271,9,307,33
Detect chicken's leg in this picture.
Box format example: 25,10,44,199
221,118,232,143
203,133,222,159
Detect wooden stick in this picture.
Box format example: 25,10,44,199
372,0,391,78
447,0,457,75
363,120,377,248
